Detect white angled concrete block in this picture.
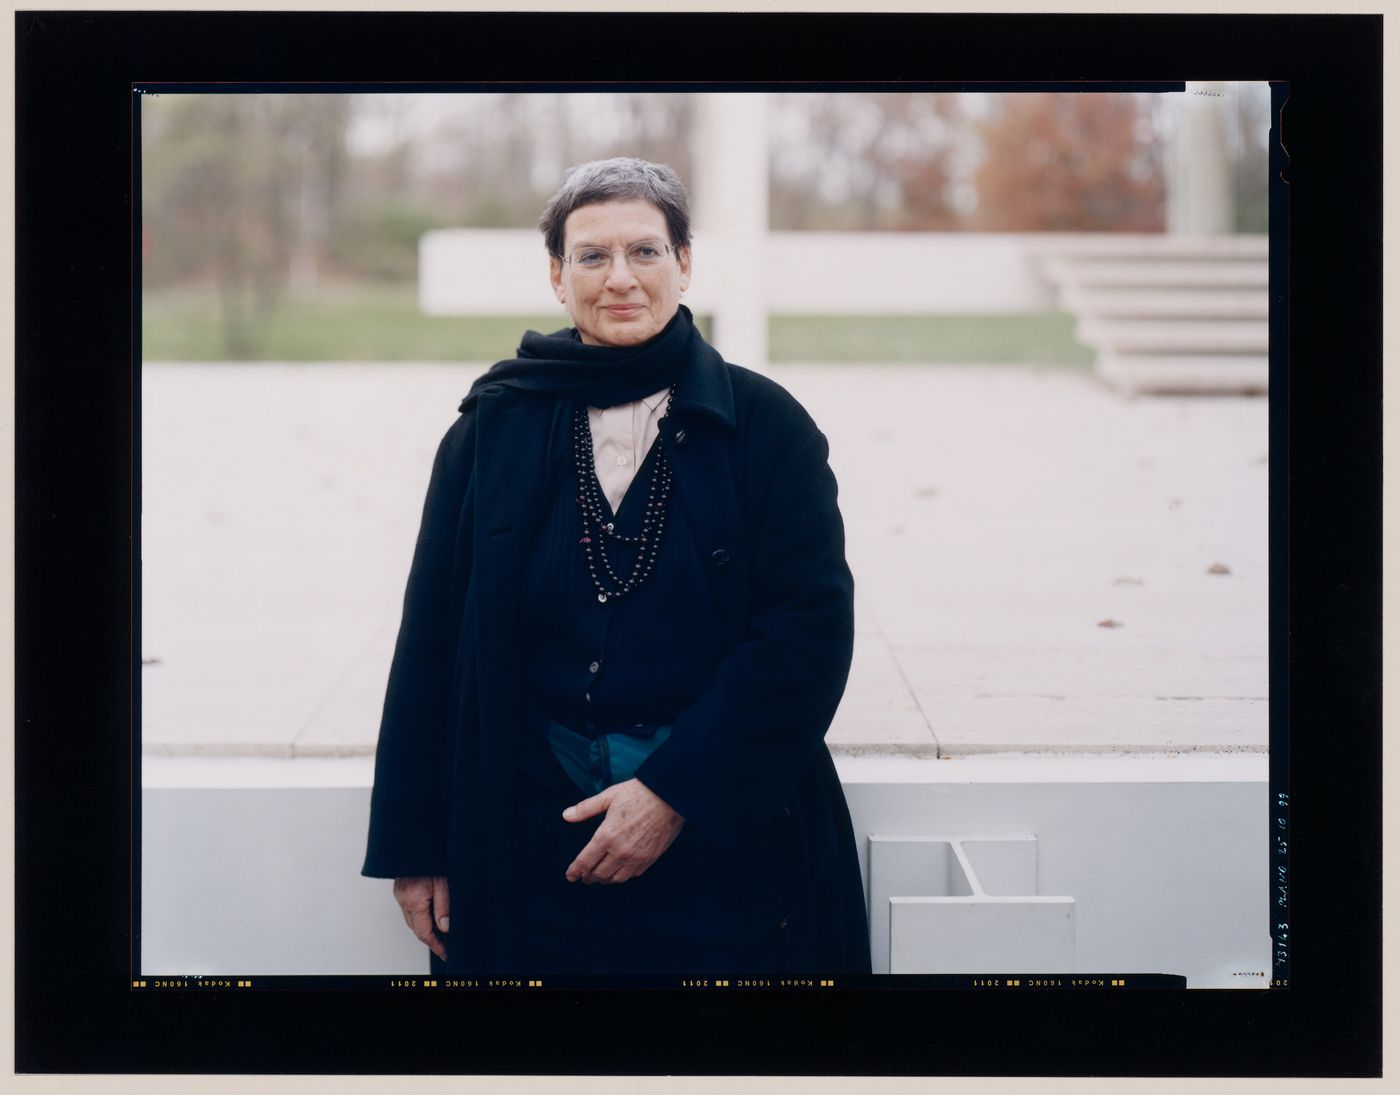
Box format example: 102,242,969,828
890,897,1076,974
867,835,964,974
959,836,1039,897
869,832,1075,976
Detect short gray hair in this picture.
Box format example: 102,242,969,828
538,156,692,259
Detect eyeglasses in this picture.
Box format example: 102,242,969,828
559,240,679,276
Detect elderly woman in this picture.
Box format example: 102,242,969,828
362,156,869,977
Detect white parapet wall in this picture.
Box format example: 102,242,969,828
419,230,1063,322
141,752,1269,987
842,753,1271,987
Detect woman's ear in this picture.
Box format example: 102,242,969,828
549,255,566,304
677,245,692,294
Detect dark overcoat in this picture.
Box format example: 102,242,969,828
362,325,871,976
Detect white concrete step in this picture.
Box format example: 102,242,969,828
1097,354,1270,396
1077,319,1269,354
1062,287,1269,319
1023,233,1268,261
1032,236,1272,395
1045,258,1269,289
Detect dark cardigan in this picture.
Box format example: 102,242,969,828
519,415,724,738
363,320,871,975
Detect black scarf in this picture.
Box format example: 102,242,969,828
460,304,695,413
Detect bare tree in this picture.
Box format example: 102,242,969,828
972,93,1165,232
770,93,964,231
143,93,349,355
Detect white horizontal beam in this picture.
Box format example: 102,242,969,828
419,229,1063,319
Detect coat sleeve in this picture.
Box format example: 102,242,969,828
362,415,473,879
634,423,854,849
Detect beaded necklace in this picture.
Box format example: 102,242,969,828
571,384,677,604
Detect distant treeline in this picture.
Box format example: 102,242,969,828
141,90,1269,357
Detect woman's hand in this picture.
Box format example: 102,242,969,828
563,778,684,885
393,875,450,961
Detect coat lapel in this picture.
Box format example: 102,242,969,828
662,416,746,647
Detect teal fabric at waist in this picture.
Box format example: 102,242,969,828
545,720,672,797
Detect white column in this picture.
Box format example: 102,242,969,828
691,93,769,370
1167,81,1234,235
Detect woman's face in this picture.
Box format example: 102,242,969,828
549,198,692,348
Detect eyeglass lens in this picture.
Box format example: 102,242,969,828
567,241,670,272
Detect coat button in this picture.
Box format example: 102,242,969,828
710,548,730,568
589,661,600,674
674,428,688,448
778,918,788,931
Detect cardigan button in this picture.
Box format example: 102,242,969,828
710,548,730,568
674,428,688,448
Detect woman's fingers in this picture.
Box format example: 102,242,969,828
563,787,612,823
393,876,448,961
564,781,684,884
565,838,609,883
431,874,451,933
562,788,613,879
413,904,446,959
582,851,620,885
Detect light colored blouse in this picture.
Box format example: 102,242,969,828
586,388,670,513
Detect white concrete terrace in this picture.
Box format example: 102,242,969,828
140,360,1268,760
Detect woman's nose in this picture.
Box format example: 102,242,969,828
603,255,638,291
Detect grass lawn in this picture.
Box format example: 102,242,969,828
141,282,562,363
142,282,1095,367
